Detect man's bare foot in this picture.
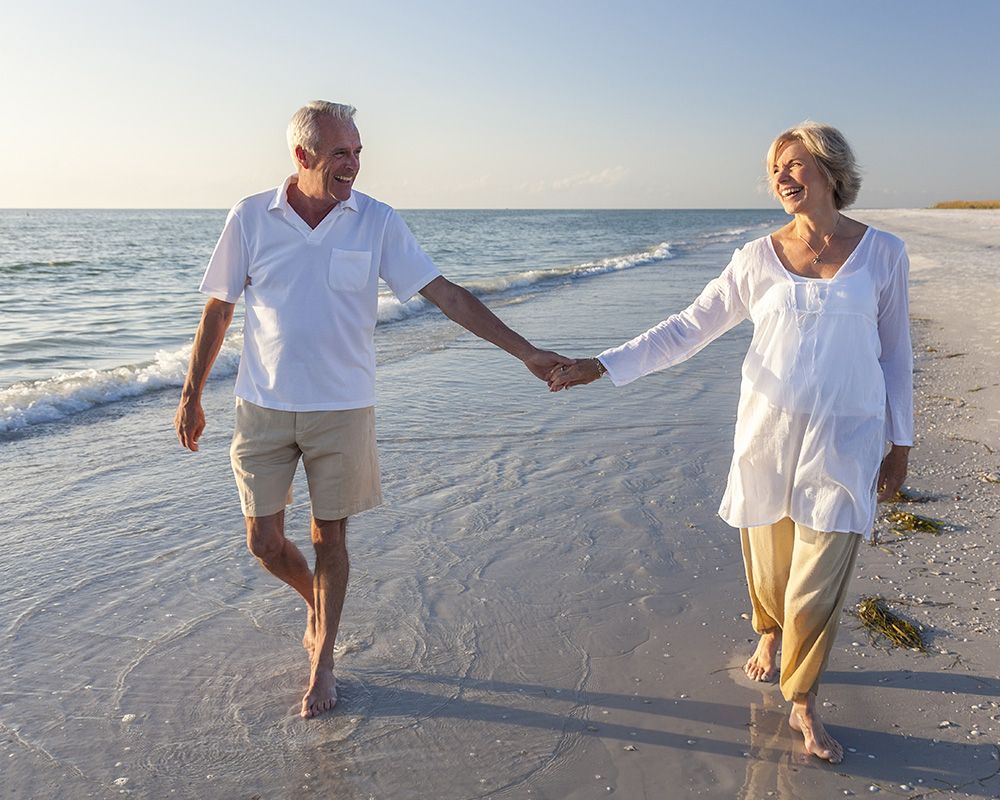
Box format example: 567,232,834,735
302,607,316,653
300,666,337,719
744,629,780,682
788,702,844,763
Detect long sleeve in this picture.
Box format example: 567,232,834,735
877,247,914,445
598,254,750,386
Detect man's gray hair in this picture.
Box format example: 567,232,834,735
286,101,357,159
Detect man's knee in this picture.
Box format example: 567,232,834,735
246,513,285,562
311,517,347,550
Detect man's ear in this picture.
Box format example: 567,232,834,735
294,145,311,170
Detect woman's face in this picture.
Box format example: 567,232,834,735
771,140,834,214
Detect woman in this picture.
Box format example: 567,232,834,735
549,122,913,764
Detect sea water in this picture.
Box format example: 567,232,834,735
0,209,782,432
1,207,789,798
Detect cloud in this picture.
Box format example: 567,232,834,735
521,166,630,194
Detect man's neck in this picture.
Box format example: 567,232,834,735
287,178,338,230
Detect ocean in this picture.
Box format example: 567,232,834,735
0,208,783,434
2,206,795,798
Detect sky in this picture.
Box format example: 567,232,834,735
2,0,998,209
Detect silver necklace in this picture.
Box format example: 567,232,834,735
796,215,841,265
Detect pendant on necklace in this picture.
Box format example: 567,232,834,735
812,256,821,265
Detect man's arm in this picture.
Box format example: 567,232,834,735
418,276,572,380
174,298,235,451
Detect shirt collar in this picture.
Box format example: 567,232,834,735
268,175,359,215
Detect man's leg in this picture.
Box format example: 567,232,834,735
295,404,380,718
300,516,349,719
245,510,317,650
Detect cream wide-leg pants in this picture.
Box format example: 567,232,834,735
740,517,860,701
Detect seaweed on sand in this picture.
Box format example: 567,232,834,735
855,595,927,652
886,509,942,535
887,488,929,504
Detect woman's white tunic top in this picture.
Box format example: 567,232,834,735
599,228,913,539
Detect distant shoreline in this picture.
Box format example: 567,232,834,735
932,199,1000,209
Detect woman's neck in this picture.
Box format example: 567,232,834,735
793,206,842,242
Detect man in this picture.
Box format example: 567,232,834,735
175,101,570,719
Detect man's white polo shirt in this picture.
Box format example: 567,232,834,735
199,176,440,411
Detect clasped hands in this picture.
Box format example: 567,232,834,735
523,349,605,392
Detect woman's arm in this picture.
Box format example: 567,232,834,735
550,256,750,391
875,246,914,500
877,444,910,501
877,248,914,444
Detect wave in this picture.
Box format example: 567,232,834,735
377,240,674,323
1,241,675,433
671,226,755,252
0,259,88,273
0,336,243,434
700,226,752,240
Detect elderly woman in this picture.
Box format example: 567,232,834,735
549,122,912,764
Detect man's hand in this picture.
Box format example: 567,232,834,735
175,398,206,451
876,444,910,502
548,358,605,391
524,349,576,382
174,298,234,452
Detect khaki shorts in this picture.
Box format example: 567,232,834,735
230,399,382,520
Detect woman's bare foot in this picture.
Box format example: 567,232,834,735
744,629,780,682
788,698,844,763
300,666,337,719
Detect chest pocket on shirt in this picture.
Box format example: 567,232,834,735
328,249,372,292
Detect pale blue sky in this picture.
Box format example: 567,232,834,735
2,0,997,208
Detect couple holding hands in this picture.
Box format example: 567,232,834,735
176,101,911,765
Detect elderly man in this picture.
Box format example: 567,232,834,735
175,101,569,718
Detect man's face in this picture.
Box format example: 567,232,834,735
308,118,362,202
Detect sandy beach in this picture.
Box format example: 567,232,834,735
3,208,999,799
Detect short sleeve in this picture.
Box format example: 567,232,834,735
199,207,249,303
378,210,441,302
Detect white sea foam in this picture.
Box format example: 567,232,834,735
0,336,243,434
713,226,752,238
680,226,753,249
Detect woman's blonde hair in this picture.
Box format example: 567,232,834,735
766,121,861,209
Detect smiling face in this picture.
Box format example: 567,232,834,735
299,117,363,202
770,139,834,214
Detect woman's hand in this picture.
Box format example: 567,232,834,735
548,358,606,392
876,445,910,502
522,348,575,382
